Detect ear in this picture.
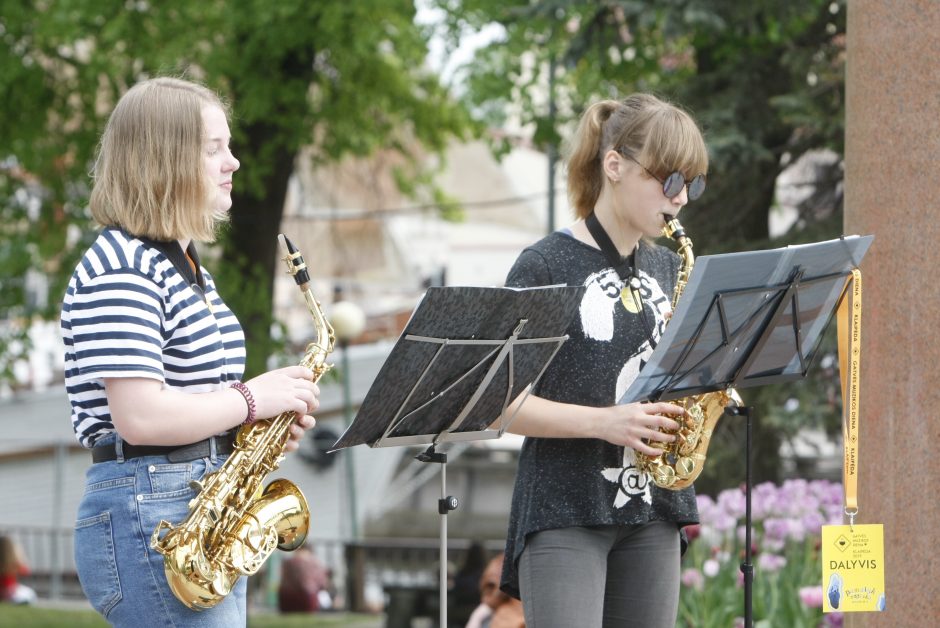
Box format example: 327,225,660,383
602,149,622,183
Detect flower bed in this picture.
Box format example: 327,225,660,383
679,479,845,627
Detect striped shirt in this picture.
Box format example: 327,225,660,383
61,227,246,448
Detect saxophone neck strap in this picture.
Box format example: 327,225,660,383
584,212,639,287
138,234,213,312
138,235,206,290
584,212,657,340
837,268,863,524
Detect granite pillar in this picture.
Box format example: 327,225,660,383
844,1,940,625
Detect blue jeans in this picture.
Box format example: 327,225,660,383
74,446,246,627
518,522,680,628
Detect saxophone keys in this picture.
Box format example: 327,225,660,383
653,465,677,488
675,456,697,479
677,437,698,456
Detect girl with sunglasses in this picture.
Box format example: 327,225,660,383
498,93,708,627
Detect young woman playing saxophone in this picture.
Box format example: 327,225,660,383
498,93,708,628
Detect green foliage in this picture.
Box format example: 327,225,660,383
0,0,472,382
434,0,845,243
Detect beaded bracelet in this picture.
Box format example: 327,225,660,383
230,381,257,425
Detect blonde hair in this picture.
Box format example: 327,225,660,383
566,93,708,219
89,77,231,242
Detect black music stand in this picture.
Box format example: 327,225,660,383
332,284,584,627
621,234,873,628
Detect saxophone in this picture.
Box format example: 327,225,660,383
150,234,335,610
634,218,741,490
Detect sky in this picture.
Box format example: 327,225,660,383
415,0,505,90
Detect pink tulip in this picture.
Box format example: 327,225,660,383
799,585,824,608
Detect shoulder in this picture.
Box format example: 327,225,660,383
72,228,170,287
506,232,573,288
523,230,583,257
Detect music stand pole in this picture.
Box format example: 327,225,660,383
728,405,755,627
415,444,458,628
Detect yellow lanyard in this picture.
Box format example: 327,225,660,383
837,268,862,522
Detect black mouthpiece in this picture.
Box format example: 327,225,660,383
283,235,299,255
278,234,310,285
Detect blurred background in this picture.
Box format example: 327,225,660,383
1,1,849,625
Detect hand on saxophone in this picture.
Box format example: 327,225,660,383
242,366,321,451
599,401,685,457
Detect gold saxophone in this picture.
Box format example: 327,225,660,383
634,218,741,490
150,234,334,610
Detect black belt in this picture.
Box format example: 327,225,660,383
91,431,237,463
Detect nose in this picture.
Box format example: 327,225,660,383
670,185,688,207
225,152,240,173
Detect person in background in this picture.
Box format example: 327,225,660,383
0,535,37,605
497,93,708,627
61,76,320,627
465,554,524,628
277,545,333,613
451,541,489,625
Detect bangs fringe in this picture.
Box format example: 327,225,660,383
638,108,709,180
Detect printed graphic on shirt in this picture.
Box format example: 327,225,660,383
602,448,652,506
580,266,672,509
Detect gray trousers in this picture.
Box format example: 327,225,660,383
518,521,680,628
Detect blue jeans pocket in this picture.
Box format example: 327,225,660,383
75,512,122,617
146,461,194,494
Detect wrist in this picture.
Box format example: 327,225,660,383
587,406,611,440
230,381,257,425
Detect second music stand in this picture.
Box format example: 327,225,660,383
333,284,584,627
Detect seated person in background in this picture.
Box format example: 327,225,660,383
277,546,332,613
0,535,37,605
451,542,489,625
465,555,524,628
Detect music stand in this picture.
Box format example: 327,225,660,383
621,234,873,628
332,284,585,627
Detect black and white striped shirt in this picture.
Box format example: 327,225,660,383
61,227,246,448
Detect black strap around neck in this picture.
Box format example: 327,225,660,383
585,212,638,285
585,212,656,342
138,236,205,289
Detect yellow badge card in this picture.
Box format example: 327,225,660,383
821,524,886,613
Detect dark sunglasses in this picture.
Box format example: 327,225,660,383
617,149,706,201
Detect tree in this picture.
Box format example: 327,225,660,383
434,0,844,243
433,0,847,490
0,0,471,379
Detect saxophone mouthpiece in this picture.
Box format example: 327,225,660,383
662,217,687,242
279,234,297,255
278,234,310,286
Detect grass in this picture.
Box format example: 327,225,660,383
0,604,383,627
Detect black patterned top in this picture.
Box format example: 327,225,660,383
500,230,699,598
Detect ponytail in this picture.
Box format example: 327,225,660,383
566,100,620,220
